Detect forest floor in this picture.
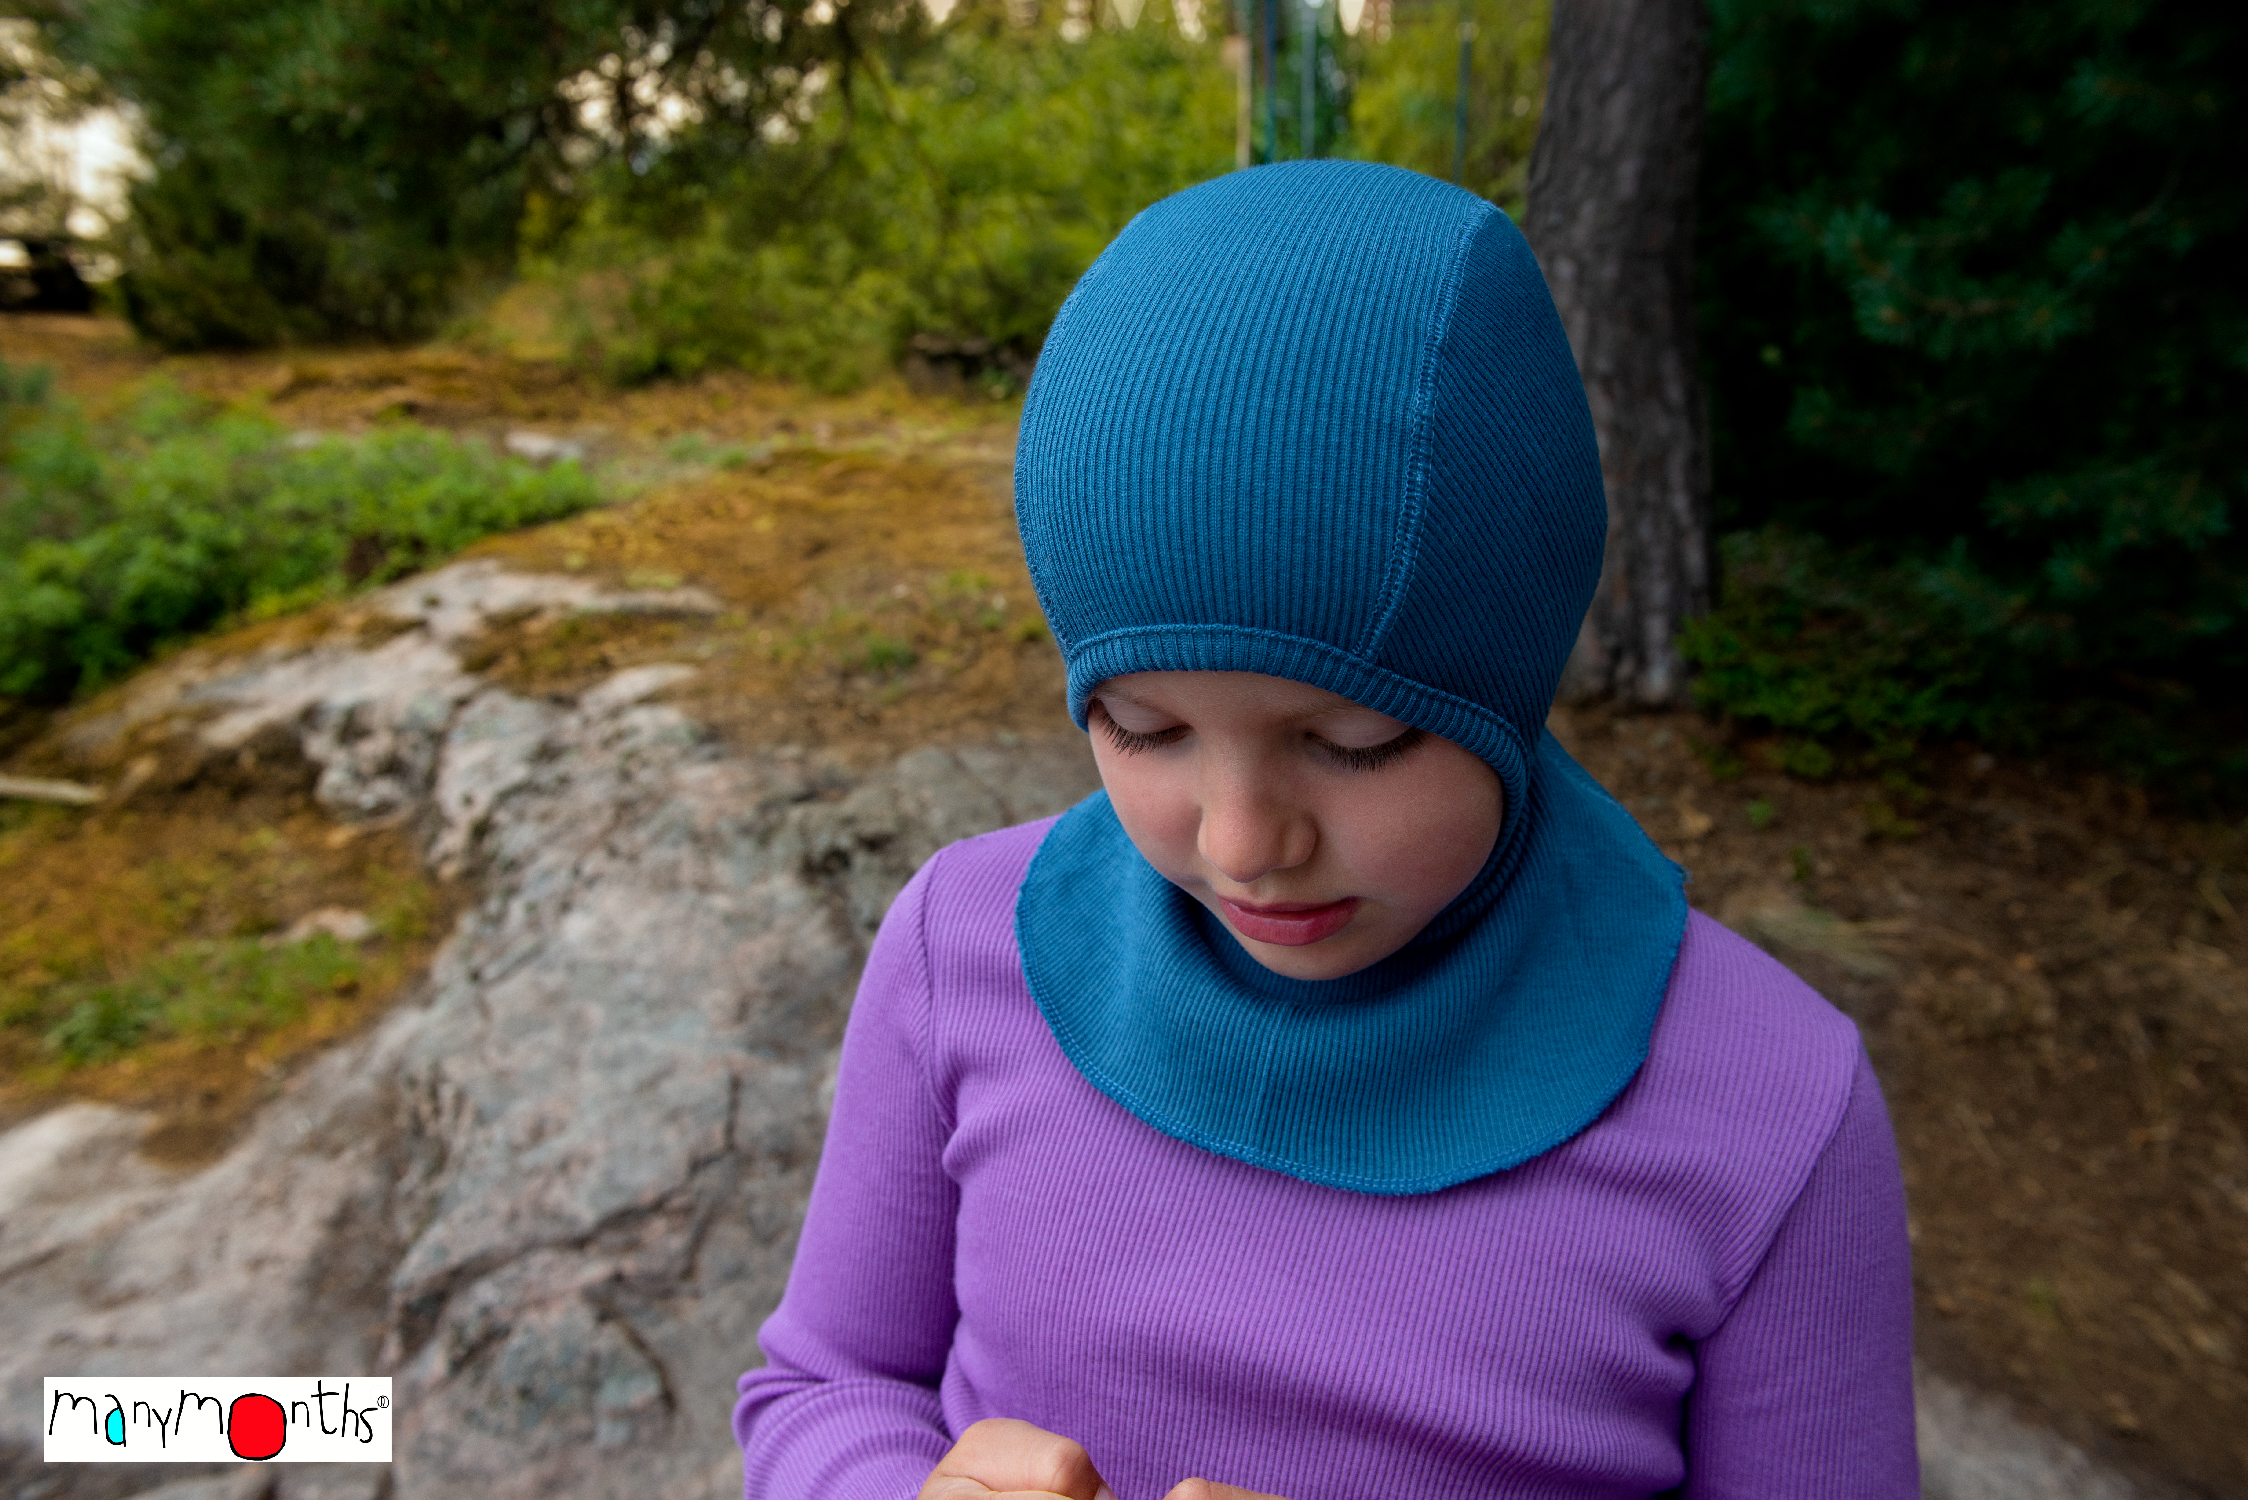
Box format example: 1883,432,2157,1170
4,314,2245,1498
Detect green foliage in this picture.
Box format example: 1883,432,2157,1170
1343,0,1546,217
48,0,925,347
1683,529,2248,798
40,934,360,1066
0,364,601,702
539,0,1557,389
537,0,1234,387
51,0,1544,367
858,633,918,673
1681,530,2016,765
1699,0,2247,796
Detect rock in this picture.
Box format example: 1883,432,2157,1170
91,1473,270,1500
503,432,587,467
271,1471,384,1500
574,663,697,719
276,909,377,946
1916,1366,2159,1498
0,564,1099,1500
361,560,718,648
424,691,561,881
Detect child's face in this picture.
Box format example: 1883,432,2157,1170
1087,671,1505,981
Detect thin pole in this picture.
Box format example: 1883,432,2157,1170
1263,0,1278,163
1453,6,1474,184
1225,0,1252,170
1229,34,1252,168
1300,0,1316,158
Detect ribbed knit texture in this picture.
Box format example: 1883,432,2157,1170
1018,733,1680,1193
736,822,1920,1500
1011,160,1685,1191
1016,161,1603,773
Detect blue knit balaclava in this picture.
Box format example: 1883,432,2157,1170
1013,160,1687,1195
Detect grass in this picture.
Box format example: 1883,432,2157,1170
37,934,367,1065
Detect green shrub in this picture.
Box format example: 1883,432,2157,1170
1683,527,2248,801
0,365,602,702
52,0,930,351
1698,0,2247,799
1680,530,2012,764
531,0,1234,389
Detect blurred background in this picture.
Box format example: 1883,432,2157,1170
0,2,2241,1498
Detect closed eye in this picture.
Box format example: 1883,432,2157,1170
1315,727,1426,772
1098,715,1187,756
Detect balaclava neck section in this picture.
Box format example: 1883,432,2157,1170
1012,161,1688,1194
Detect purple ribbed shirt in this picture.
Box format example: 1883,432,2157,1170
734,818,1917,1500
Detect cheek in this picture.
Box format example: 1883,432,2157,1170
1092,745,1202,868
1336,769,1501,912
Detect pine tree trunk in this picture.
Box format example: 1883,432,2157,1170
1523,0,1712,706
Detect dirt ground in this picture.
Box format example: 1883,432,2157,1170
5,315,2246,1497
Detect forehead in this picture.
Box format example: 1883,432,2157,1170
1092,670,1390,720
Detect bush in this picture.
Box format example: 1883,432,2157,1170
528,0,1235,389
1680,530,2024,763
542,0,1555,390
1684,528,2248,801
1698,0,2247,798
0,366,602,702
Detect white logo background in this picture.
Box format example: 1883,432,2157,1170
44,1377,392,1463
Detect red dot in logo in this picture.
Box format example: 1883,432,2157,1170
228,1394,286,1461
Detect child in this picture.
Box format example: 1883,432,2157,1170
734,161,1916,1500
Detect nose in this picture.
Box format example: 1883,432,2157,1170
1196,759,1315,887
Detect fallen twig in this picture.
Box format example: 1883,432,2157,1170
0,773,103,805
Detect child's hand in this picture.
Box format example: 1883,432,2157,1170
920,1418,1118,1500
916,1418,1291,1500
1160,1483,1290,1500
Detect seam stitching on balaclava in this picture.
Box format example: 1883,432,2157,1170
1352,199,1492,663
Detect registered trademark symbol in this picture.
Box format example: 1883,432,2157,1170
377,1396,390,1408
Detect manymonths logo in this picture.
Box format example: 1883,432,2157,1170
44,1378,392,1462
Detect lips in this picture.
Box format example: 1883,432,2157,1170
1217,895,1361,947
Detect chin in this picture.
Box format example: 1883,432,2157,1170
1237,933,1387,983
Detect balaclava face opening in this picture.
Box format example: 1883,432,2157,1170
1012,161,1686,1194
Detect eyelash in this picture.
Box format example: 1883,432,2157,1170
1097,718,1186,756
1097,714,1425,772
1321,728,1426,771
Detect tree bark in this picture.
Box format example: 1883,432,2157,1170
1523,0,1711,706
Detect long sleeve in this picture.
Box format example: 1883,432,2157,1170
735,854,961,1500
1681,1046,1919,1498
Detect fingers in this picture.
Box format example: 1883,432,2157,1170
920,1418,1117,1500
1162,1480,1290,1500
